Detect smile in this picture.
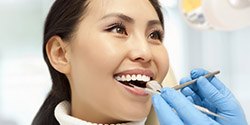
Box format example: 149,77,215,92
114,74,152,88
113,69,154,96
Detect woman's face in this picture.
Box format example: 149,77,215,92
67,0,169,123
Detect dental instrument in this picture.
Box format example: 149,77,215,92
129,70,224,118
173,70,220,90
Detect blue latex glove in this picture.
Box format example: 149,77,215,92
152,68,247,125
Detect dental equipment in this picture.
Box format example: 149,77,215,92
129,70,224,118
179,0,250,31
172,70,220,90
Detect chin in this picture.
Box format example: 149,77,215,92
120,107,150,122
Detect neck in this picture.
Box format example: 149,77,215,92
71,99,130,124
55,101,147,125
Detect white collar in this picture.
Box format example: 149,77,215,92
54,101,146,125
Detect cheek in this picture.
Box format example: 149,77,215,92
68,37,126,108
73,37,108,67
69,36,124,88
154,46,169,81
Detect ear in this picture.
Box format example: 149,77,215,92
46,36,71,74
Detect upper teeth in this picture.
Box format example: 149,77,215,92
115,74,150,82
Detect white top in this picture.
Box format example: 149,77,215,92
54,101,146,125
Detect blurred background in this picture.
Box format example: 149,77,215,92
0,0,249,125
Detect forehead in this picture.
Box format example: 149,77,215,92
86,0,159,21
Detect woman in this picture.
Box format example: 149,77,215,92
33,0,167,124
32,0,247,125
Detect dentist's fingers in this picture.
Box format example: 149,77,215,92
180,77,198,92
180,77,203,104
181,87,202,105
190,69,226,92
181,80,217,117
195,76,233,109
152,94,184,125
186,96,194,103
190,68,210,80
160,88,216,125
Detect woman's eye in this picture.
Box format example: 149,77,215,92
106,23,128,35
112,26,127,35
149,30,163,41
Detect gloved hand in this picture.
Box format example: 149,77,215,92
152,68,247,125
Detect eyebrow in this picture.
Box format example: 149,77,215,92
101,13,134,23
100,13,162,27
147,20,162,27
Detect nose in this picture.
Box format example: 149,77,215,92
127,36,153,63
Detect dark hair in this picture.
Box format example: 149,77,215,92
32,0,164,125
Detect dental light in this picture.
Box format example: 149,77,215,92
179,0,250,31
